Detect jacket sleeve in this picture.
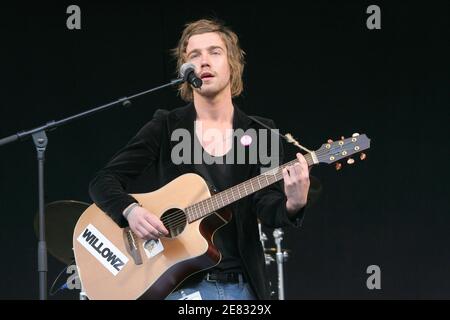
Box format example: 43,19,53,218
252,119,306,229
88,110,167,226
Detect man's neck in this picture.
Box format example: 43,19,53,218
193,92,234,123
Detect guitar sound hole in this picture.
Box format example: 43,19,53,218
160,208,187,238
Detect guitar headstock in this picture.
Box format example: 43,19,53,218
315,133,370,170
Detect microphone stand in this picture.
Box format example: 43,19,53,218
273,228,285,300
0,78,184,300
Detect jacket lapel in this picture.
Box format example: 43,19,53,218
167,103,197,176
229,105,255,186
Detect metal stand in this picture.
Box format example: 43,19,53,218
273,228,286,300
258,221,274,265
76,263,87,300
32,131,49,299
258,222,289,300
79,285,88,300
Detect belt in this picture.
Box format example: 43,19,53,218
205,272,245,283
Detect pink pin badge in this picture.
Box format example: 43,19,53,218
240,135,252,146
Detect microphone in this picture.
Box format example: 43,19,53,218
179,62,203,88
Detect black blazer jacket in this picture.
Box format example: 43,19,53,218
89,103,305,299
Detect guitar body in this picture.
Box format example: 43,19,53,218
73,173,231,300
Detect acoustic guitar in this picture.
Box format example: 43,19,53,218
73,134,370,299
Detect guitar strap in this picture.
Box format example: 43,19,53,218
194,162,219,194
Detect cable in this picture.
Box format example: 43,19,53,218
49,259,75,296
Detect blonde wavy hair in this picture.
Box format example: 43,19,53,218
172,19,245,102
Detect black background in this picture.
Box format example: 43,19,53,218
0,1,448,299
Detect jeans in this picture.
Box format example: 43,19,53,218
165,274,257,300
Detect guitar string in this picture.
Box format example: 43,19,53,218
159,146,365,228
162,165,299,229
160,158,299,226
161,166,286,226
159,145,366,227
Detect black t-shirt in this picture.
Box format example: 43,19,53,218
194,134,242,273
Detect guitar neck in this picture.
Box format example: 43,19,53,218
186,152,317,223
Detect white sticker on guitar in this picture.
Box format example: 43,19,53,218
77,224,129,276
143,239,164,258
179,291,202,300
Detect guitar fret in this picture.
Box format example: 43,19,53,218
224,191,229,208
191,204,197,222
212,196,217,212
187,206,192,222
188,206,195,223
209,198,213,212
186,207,190,222
194,205,197,221
201,202,207,217
198,203,202,219
219,194,224,209
215,196,220,211
209,201,213,213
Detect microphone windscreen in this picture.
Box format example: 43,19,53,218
179,62,195,79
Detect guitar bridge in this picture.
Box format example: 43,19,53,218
124,228,143,265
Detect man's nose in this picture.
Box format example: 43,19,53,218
200,53,210,68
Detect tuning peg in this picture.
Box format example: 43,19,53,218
352,133,360,137
327,139,333,143
347,158,355,165
335,162,342,171
360,153,367,161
